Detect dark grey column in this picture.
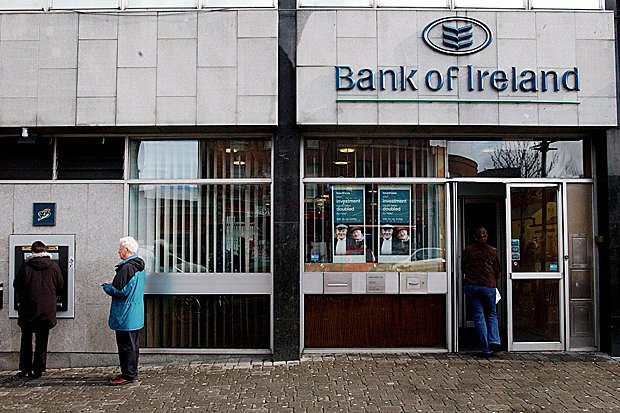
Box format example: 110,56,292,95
602,132,620,356
273,2,300,360
603,0,620,356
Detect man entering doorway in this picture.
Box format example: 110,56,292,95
461,227,501,357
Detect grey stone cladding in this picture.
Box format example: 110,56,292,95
0,11,278,127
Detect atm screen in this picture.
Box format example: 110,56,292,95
14,245,69,312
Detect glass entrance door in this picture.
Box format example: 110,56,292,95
507,184,564,351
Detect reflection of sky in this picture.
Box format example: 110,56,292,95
137,141,199,179
448,140,583,178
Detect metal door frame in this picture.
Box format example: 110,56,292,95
506,183,565,351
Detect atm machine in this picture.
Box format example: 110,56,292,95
9,235,75,318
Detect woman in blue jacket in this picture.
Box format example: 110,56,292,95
103,236,145,386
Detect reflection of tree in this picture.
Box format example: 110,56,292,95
490,141,558,178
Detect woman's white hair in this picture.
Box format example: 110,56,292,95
119,236,139,254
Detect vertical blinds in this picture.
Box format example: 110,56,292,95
130,184,270,274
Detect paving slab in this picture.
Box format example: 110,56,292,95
0,353,619,412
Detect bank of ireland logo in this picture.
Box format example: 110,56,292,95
422,16,492,56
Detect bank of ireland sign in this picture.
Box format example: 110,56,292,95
336,16,580,105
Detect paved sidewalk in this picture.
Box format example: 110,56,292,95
0,352,619,412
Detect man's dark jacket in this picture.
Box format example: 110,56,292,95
13,253,64,329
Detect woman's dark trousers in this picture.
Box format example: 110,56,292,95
19,326,50,375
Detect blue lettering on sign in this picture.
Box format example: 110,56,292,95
335,65,581,93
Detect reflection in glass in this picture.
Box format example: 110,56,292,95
129,184,271,274
512,279,560,342
532,0,600,9
305,138,446,178
455,0,524,7
130,139,271,179
511,187,559,272
304,184,446,272
448,140,586,178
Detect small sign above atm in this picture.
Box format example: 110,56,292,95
33,203,56,226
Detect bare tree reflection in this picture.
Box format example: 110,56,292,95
490,141,559,178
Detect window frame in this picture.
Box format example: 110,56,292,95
125,136,274,287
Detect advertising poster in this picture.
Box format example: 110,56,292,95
332,185,366,263
378,186,411,263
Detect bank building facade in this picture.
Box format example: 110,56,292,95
0,0,619,366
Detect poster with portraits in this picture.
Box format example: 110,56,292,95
332,185,366,263
378,185,411,263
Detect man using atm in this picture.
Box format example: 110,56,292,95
13,241,64,379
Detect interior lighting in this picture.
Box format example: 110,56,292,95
226,148,239,153
334,161,348,165
339,147,355,153
233,160,246,165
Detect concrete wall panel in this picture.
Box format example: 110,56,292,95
78,14,118,40
0,98,37,126
39,13,78,69
116,67,156,125
238,10,277,38
77,40,118,97
0,11,277,127
158,12,197,39
37,68,77,126
0,41,39,98
198,12,237,67
157,39,197,97
238,95,277,125
297,11,336,67
377,12,417,67
238,38,277,96
157,96,197,125
1,13,39,41
197,67,237,124
76,97,116,126
118,15,157,68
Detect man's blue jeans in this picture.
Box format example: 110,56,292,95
464,284,500,354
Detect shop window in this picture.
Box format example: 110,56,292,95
304,183,446,273
56,137,124,180
140,295,270,348
454,0,525,7
448,139,589,179
130,183,270,274
531,0,600,9
377,0,447,7
129,138,272,275
126,0,197,8
0,0,45,9
130,139,271,180
0,136,53,180
50,0,120,9
299,0,370,6
305,138,446,178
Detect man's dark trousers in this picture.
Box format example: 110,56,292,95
116,330,140,380
19,326,50,375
